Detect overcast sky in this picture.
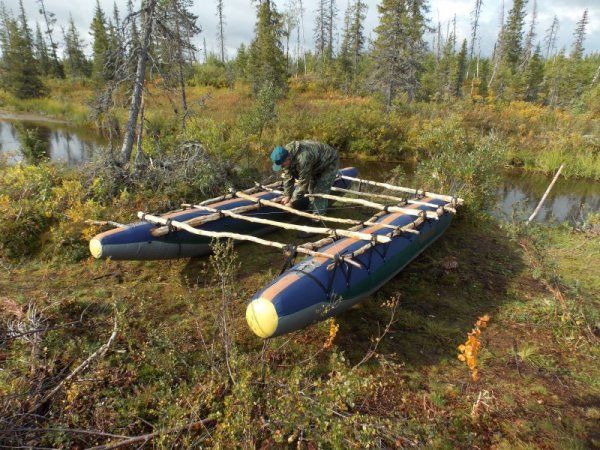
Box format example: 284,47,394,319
5,0,599,60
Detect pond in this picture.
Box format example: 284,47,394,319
0,116,597,225
344,159,600,225
0,115,107,165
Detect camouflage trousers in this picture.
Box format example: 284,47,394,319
307,163,340,215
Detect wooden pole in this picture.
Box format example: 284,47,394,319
193,204,392,244
330,186,457,213
305,193,441,220
233,191,410,231
340,175,464,205
151,203,262,237
198,179,282,206
527,164,564,224
137,212,362,267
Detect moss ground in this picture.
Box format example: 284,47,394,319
1,213,598,447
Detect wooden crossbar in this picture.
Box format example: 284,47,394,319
151,202,261,237
306,193,441,220
197,179,282,206
191,204,392,244
138,212,362,268
330,186,457,214
233,191,410,232
340,175,464,205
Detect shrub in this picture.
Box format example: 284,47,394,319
0,163,61,258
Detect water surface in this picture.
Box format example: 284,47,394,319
343,159,600,224
0,117,106,165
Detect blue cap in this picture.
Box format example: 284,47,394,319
270,145,289,171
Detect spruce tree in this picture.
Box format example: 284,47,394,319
36,0,64,78
523,43,543,101
90,1,110,82
570,9,588,61
34,22,51,76
338,0,367,87
63,14,90,78
0,2,45,98
502,0,528,74
543,16,559,60
454,38,468,97
371,0,429,107
248,0,287,94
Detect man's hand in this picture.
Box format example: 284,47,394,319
281,196,291,206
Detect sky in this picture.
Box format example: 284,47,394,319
4,0,600,60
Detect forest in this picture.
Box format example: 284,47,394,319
0,0,599,448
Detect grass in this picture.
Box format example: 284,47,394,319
1,212,599,447
2,80,600,178
1,79,600,446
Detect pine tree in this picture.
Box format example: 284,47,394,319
371,0,429,107
120,0,158,162
468,0,482,63
567,9,590,101
106,3,126,81
281,3,299,71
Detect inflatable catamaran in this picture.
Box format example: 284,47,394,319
89,169,462,337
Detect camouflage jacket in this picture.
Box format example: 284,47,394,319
281,140,339,200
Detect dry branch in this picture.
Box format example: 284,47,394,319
30,312,118,412
527,164,564,224
86,418,216,450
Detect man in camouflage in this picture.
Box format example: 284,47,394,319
270,140,340,214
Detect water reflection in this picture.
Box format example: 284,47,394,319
343,159,600,224
497,171,600,224
0,119,106,165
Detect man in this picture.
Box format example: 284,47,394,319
270,140,340,215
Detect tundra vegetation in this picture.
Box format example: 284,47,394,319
0,0,599,447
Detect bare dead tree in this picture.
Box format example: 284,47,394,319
120,0,157,163
36,0,63,78
216,0,226,63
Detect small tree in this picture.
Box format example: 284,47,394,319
90,0,110,82
247,0,287,94
62,14,90,78
371,0,429,107
0,2,46,99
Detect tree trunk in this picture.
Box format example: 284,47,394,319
120,0,157,164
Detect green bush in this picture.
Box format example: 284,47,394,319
0,163,61,258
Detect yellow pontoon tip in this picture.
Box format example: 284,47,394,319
246,297,278,338
89,238,103,259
